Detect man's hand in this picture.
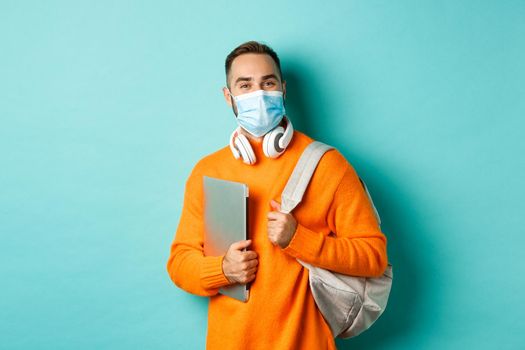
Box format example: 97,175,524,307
267,199,298,248
222,240,258,285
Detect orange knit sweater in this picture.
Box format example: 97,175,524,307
166,130,388,350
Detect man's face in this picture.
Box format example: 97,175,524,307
222,53,286,116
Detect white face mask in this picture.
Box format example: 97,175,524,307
229,89,286,137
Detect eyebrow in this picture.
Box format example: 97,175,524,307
234,74,280,85
261,74,279,81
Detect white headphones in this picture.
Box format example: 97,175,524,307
229,116,294,165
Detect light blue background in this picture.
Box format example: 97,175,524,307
1,1,524,349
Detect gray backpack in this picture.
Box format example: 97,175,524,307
279,141,393,338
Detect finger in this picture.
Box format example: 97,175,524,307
270,199,281,211
244,259,258,269
245,266,257,275
243,274,256,284
267,211,283,221
231,239,252,251
267,223,283,232
242,251,258,260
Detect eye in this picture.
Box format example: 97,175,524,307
240,84,250,89
264,81,276,87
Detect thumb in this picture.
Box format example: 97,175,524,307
231,239,252,251
270,199,281,211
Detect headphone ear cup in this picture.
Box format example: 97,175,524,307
229,128,241,159
235,133,256,165
263,126,285,158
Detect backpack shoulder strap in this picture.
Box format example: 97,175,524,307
359,177,382,226
280,141,334,214
280,140,382,227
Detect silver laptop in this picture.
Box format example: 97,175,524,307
203,176,249,302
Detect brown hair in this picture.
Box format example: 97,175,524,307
225,40,283,88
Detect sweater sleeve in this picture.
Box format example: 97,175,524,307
166,164,231,296
282,163,388,277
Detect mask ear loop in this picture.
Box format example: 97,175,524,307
227,87,236,99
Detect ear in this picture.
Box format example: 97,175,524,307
282,80,287,100
222,86,233,107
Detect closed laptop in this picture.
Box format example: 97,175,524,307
203,176,249,302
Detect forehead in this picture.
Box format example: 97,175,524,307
229,53,279,81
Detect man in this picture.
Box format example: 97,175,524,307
166,41,388,350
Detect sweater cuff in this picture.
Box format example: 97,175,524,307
282,223,325,260
200,255,231,290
